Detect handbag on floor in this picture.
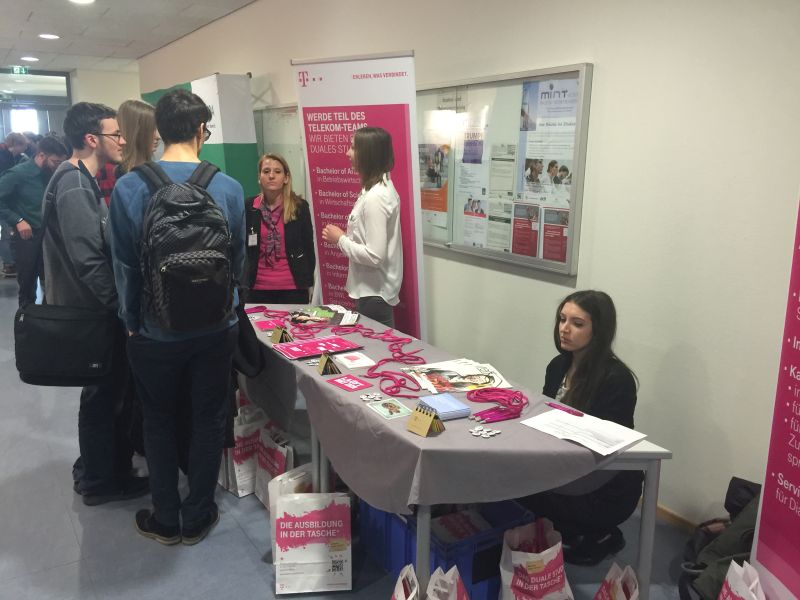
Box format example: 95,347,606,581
14,163,117,387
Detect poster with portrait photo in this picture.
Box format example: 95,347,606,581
462,198,488,248
542,208,569,263
419,142,450,231
511,203,540,257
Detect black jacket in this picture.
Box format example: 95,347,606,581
543,352,643,501
243,196,316,294
543,352,637,428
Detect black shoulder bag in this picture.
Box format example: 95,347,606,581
13,162,118,386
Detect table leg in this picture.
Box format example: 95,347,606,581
320,446,330,493
311,425,320,493
416,504,431,594
637,459,661,600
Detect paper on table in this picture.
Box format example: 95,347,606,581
335,351,375,369
520,410,646,456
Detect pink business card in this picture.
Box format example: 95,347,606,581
327,375,372,392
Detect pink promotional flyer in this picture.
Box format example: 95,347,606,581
753,201,800,598
293,53,425,340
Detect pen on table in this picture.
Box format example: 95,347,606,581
545,401,584,417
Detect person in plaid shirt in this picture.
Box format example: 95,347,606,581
96,162,117,205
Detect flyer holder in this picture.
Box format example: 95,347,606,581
406,405,446,437
317,352,342,375
271,326,293,344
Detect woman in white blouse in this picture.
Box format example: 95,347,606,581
322,127,402,327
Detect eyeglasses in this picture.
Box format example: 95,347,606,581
96,132,123,144
203,125,212,142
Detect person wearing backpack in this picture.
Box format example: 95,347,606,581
109,89,246,546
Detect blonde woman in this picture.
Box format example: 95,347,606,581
117,99,159,175
244,153,315,303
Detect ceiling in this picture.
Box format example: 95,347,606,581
0,0,257,77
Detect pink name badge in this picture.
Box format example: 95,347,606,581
255,319,285,331
245,305,267,315
327,375,372,392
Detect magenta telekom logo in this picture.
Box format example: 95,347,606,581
298,71,309,87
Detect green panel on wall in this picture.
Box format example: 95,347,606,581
200,143,259,198
141,82,191,106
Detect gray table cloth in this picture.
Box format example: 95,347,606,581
250,307,615,515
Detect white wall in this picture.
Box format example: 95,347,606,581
70,68,140,111
138,0,800,523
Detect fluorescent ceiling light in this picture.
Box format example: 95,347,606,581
69,0,96,4
39,33,60,40
14,79,25,83
1,90,13,94
21,56,40,62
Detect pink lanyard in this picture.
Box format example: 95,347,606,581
257,310,428,398
466,388,529,423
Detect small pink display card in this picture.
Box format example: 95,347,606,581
327,375,372,392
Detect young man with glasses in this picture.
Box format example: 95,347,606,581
42,102,149,506
0,135,69,306
110,89,245,545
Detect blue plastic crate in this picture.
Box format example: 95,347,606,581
359,500,534,600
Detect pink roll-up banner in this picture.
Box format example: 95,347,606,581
292,51,426,339
752,199,800,598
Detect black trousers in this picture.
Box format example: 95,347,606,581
75,324,134,494
356,296,395,328
518,470,644,539
10,231,42,307
127,325,238,528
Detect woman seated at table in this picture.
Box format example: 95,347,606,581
244,153,316,304
519,290,643,566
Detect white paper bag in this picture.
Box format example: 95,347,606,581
274,492,351,594
224,405,268,497
717,561,766,600
592,563,638,600
391,564,420,600
426,565,471,600
254,426,294,508
268,463,314,558
500,519,573,600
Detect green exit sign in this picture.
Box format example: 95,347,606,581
11,66,29,75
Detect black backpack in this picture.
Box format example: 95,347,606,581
134,160,233,332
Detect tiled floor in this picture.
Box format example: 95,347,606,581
0,277,683,599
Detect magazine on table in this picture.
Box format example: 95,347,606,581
403,358,511,394
289,306,359,326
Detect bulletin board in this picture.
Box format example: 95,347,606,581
253,63,592,275
418,64,592,275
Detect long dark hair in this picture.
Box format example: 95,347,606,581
553,290,637,411
352,126,394,190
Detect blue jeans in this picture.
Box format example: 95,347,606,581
127,325,238,528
